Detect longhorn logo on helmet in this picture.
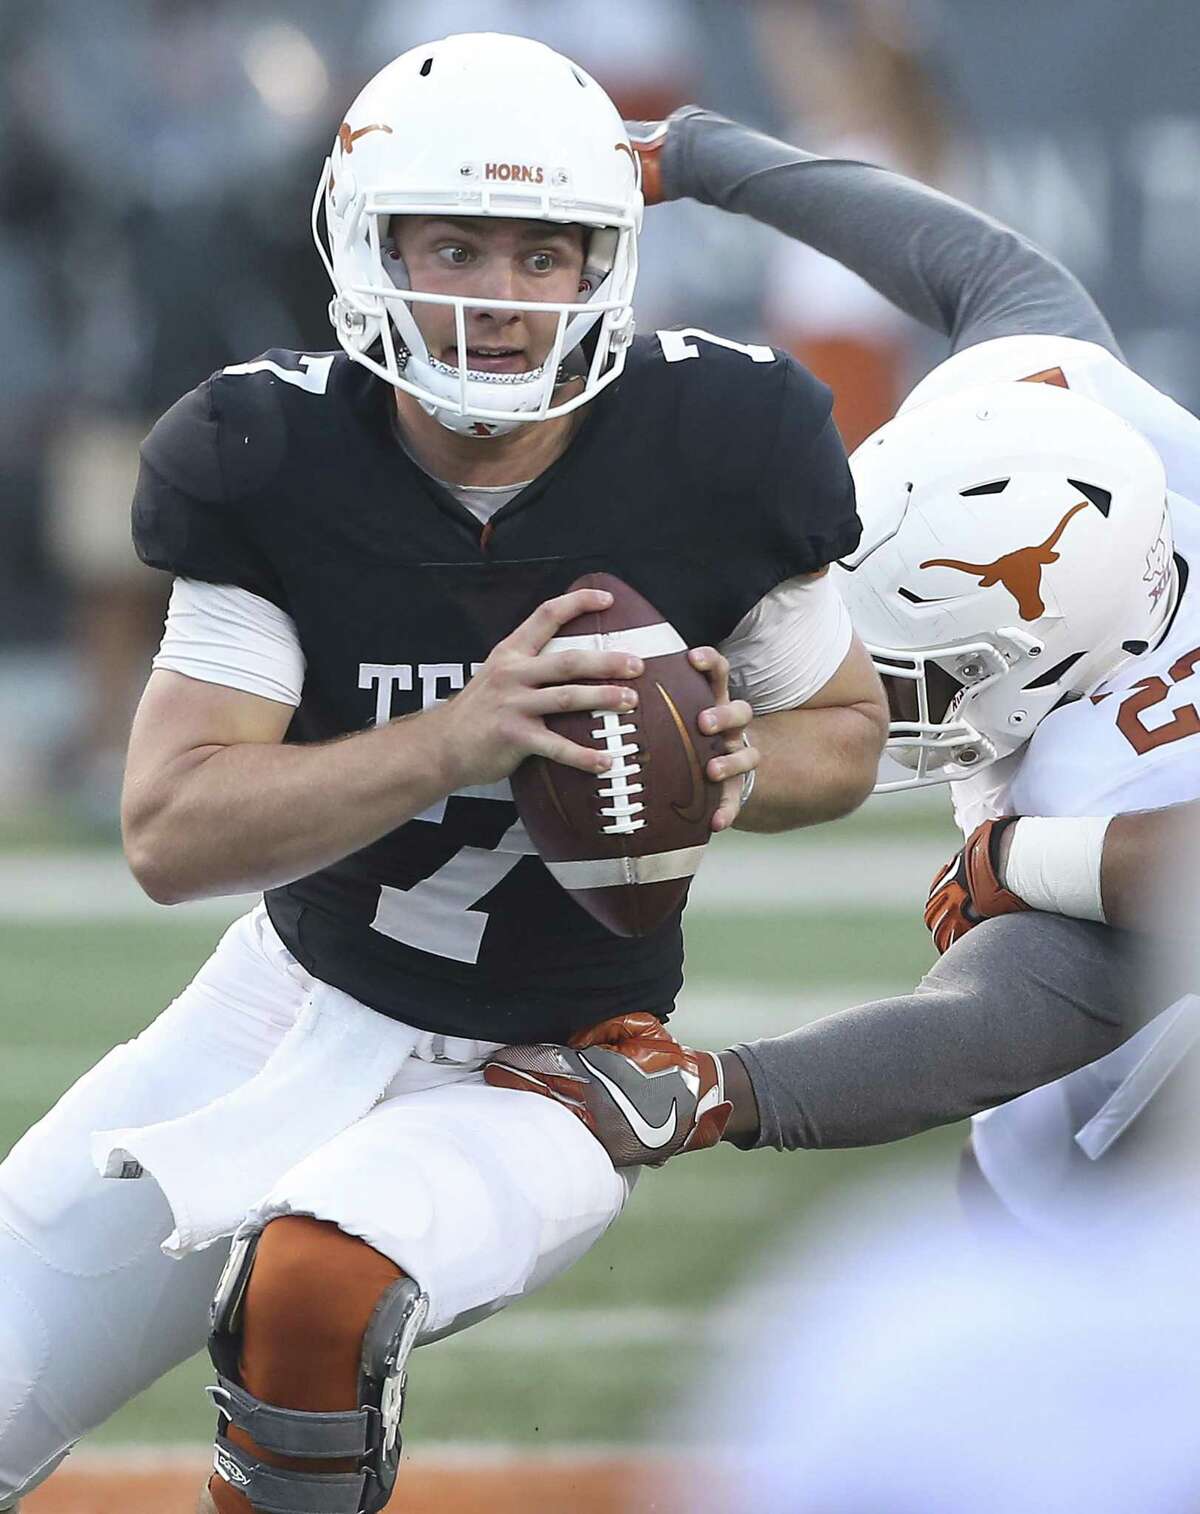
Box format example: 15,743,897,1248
337,122,394,155
920,500,1090,620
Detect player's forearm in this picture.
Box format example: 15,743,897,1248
992,801,1200,936
124,709,456,904
733,702,885,832
725,913,1141,1150
1102,802,1200,931
661,107,1119,356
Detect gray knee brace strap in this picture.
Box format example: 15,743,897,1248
207,1231,429,1514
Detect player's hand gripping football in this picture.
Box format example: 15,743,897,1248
690,645,757,831
484,1012,732,1166
434,588,644,789
925,816,1030,953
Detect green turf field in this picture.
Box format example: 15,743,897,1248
0,847,964,1450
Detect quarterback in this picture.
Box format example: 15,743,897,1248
0,39,887,1514
489,109,1200,1232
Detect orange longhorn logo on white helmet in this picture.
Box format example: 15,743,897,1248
919,500,1090,621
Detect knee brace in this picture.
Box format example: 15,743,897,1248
207,1223,428,1514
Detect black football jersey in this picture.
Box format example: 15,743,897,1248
133,333,859,1043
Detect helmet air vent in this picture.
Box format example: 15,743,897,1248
959,479,1009,497
572,68,588,87
1023,651,1084,689
419,57,434,77
1122,639,1148,655
1068,480,1112,516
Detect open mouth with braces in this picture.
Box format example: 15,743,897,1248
426,353,547,385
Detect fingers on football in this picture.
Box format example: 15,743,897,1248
532,648,643,687
525,683,637,722
689,642,731,694
706,739,757,784
528,726,616,774
699,698,753,737
710,788,740,833
509,588,614,654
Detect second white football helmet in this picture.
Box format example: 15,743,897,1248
313,33,642,437
836,381,1175,791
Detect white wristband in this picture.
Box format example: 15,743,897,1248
1001,816,1112,923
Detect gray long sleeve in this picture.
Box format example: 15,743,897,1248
733,913,1153,1150
661,112,1131,1151
661,108,1120,358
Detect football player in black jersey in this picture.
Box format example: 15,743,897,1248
0,36,887,1514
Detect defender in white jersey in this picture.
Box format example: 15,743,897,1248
484,108,1200,1239
883,340,1200,1231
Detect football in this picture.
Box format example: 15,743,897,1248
511,572,725,937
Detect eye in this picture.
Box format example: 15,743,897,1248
526,251,557,274
437,245,473,267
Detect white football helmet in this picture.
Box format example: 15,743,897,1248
836,381,1176,791
313,33,642,437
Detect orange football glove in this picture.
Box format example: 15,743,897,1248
484,1011,731,1166
624,120,671,207
925,816,1029,954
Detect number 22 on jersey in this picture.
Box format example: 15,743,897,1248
1107,644,1200,755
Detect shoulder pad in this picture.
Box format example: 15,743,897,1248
626,333,856,571
133,361,294,607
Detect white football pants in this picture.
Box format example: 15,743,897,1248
0,907,631,1503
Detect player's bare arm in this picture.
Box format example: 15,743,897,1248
731,631,887,832
123,586,639,904
1099,800,1200,930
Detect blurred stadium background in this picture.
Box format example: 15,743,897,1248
2,0,1197,1507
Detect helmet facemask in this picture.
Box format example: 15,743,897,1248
869,629,1051,791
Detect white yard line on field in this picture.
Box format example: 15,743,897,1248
0,835,943,922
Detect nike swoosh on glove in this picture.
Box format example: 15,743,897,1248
483,1011,732,1167
925,815,1029,954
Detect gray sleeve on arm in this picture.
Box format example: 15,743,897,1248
733,913,1149,1150
661,108,1120,359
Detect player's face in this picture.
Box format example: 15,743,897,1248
389,217,588,375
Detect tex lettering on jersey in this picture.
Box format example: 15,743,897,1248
132,337,860,1042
